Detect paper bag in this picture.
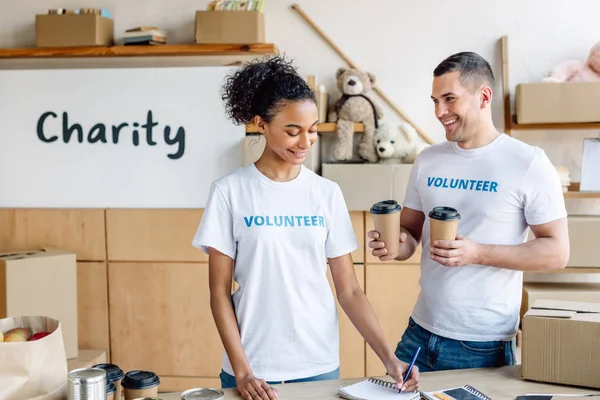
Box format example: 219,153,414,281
0,316,68,400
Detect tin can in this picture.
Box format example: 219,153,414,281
131,398,163,400
180,388,225,400
67,368,107,400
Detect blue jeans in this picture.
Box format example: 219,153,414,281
220,367,340,389
394,317,517,372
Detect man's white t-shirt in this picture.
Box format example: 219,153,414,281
192,163,358,381
403,133,567,342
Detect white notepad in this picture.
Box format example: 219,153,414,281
338,378,420,400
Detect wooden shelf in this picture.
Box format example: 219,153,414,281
564,182,600,198
0,43,279,58
502,37,600,133
245,122,364,133
564,190,600,199
530,267,600,274
511,117,600,131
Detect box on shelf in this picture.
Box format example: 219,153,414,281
515,82,600,124
521,299,600,389
194,11,265,44
322,163,413,211
36,14,114,47
527,215,600,267
0,248,78,359
521,282,600,321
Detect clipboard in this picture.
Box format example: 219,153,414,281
580,138,600,192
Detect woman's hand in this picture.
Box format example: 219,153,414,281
236,373,278,400
384,356,420,393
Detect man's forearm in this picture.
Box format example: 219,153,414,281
395,226,420,262
477,237,568,272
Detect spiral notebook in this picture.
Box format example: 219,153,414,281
421,385,492,400
337,377,420,400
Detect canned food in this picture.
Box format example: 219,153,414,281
181,388,225,400
131,398,162,400
67,368,107,400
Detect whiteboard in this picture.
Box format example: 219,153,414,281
0,66,244,208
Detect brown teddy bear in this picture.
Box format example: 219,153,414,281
328,67,383,163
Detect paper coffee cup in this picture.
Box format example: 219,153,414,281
429,206,461,245
93,363,124,400
107,381,116,400
370,200,402,256
121,370,160,400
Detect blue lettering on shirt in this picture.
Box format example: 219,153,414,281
243,215,326,228
427,176,498,192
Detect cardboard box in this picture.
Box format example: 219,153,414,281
322,163,394,211
194,11,265,44
521,282,600,321
527,216,600,268
522,299,600,389
0,249,78,359
516,82,600,124
36,14,114,47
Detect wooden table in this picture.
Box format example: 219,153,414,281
159,365,598,399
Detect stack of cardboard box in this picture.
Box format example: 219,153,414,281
0,249,78,359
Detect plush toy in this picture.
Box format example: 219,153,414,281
543,41,600,82
328,67,383,163
373,121,428,164
373,120,405,164
398,122,429,163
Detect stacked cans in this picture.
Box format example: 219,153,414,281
67,368,107,400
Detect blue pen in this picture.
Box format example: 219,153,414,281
401,346,421,390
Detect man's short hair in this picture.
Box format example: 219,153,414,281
433,52,495,91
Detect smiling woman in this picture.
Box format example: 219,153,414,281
192,54,417,400
221,55,319,177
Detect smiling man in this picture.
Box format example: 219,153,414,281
368,52,570,372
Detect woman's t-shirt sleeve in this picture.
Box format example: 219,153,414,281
191,181,236,259
325,184,359,259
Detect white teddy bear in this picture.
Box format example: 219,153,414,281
373,120,428,164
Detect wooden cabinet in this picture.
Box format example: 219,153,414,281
0,208,105,261
77,262,110,356
349,211,365,264
364,263,421,376
106,209,206,262
0,208,430,389
327,265,366,379
108,262,223,377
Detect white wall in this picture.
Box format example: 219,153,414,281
3,0,600,181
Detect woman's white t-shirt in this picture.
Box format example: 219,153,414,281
192,163,358,382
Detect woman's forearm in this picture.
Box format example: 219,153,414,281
210,292,252,378
338,287,395,364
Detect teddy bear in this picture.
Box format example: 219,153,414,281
373,120,428,164
328,67,383,163
543,41,600,82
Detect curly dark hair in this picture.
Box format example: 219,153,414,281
221,54,316,125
